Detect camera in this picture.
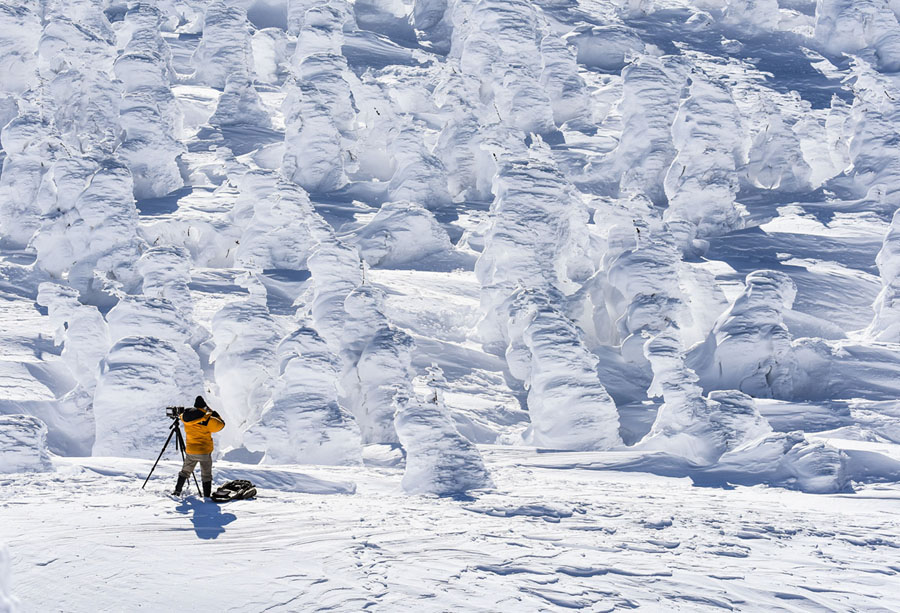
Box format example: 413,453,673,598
166,406,185,419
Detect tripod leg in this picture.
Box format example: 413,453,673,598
141,422,178,489
175,426,202,496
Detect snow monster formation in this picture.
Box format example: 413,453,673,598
243,326,363,466
687,270,801,399
282,4,355,193
114,2,184,199
614,55,688,205
476,142,621,450
0,414,53,474
814,0,900,73
663,69,746,251
394,387,493,496
31,157,145,305
93,291,205,458
191,1,254,88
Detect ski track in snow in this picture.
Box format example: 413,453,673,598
2,452,900,612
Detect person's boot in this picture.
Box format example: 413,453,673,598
202,480,212,499
172,474,187,496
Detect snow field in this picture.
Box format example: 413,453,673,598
0,452,898,611
2,0,900,608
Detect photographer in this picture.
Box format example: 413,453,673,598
172,396,225,498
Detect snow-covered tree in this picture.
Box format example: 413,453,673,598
31,157,144,303
114,3,184,199
688,270,801,398
191,1,254,88
209,279,281,434
243,326,363,465
815,0,900,72
92,335,203,457
0,113,62,247
394,388,493,495
506,288,622,450
351,201,452,267
0,415,52,473
663,70,746,250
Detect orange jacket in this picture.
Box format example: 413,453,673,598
181,407,225,455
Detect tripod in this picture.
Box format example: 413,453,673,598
141,416,202,495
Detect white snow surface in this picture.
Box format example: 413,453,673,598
0,452,899,611
2,0,900,608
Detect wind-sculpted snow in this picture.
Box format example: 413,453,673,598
565,25,646,72
411,0,453,54
191,1,254,88
306,241,365,350
745,97,813,193
93,336,202,457
394,389,492,495
688,270,801,399
209,75,271,129
251,27,287,83
114,4,183,199
282,81,348,192
870,208,900,342
37,19,116,79
845,62,900,199
106,296,192,347
664,70,745,250
474,143,622,450
506,288,622,450
233,175,322,270
209,288,280,435
46,69,121,156
457,0,541,80
341,286,414,444
711,431,850,493
640,330,775,465
733,0,786,27
432,71,493,202
0,114,61,248
387,127,452,208
454,1,557,136
815,0,900,73
612,56,687,204
601,226,688,363
243,326,363,465
283,11,356,190
351,201,452,267
36,283,109,393
31,157,144,303
0,415,52,474
539,35,591,127
136,247,194,321
0,2,39,129
476,145,593,351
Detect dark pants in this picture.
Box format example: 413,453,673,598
179,453,212,481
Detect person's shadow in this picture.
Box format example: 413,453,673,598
175,497,237,540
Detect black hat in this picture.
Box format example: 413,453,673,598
194,396,207,409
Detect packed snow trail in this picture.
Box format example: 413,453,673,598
1,452,899,612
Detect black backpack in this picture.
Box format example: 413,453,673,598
211,479,257,502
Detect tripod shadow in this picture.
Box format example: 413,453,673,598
175,497,237,540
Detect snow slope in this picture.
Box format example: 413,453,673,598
3,0,900,608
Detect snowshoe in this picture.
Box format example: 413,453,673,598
211,479,257,502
